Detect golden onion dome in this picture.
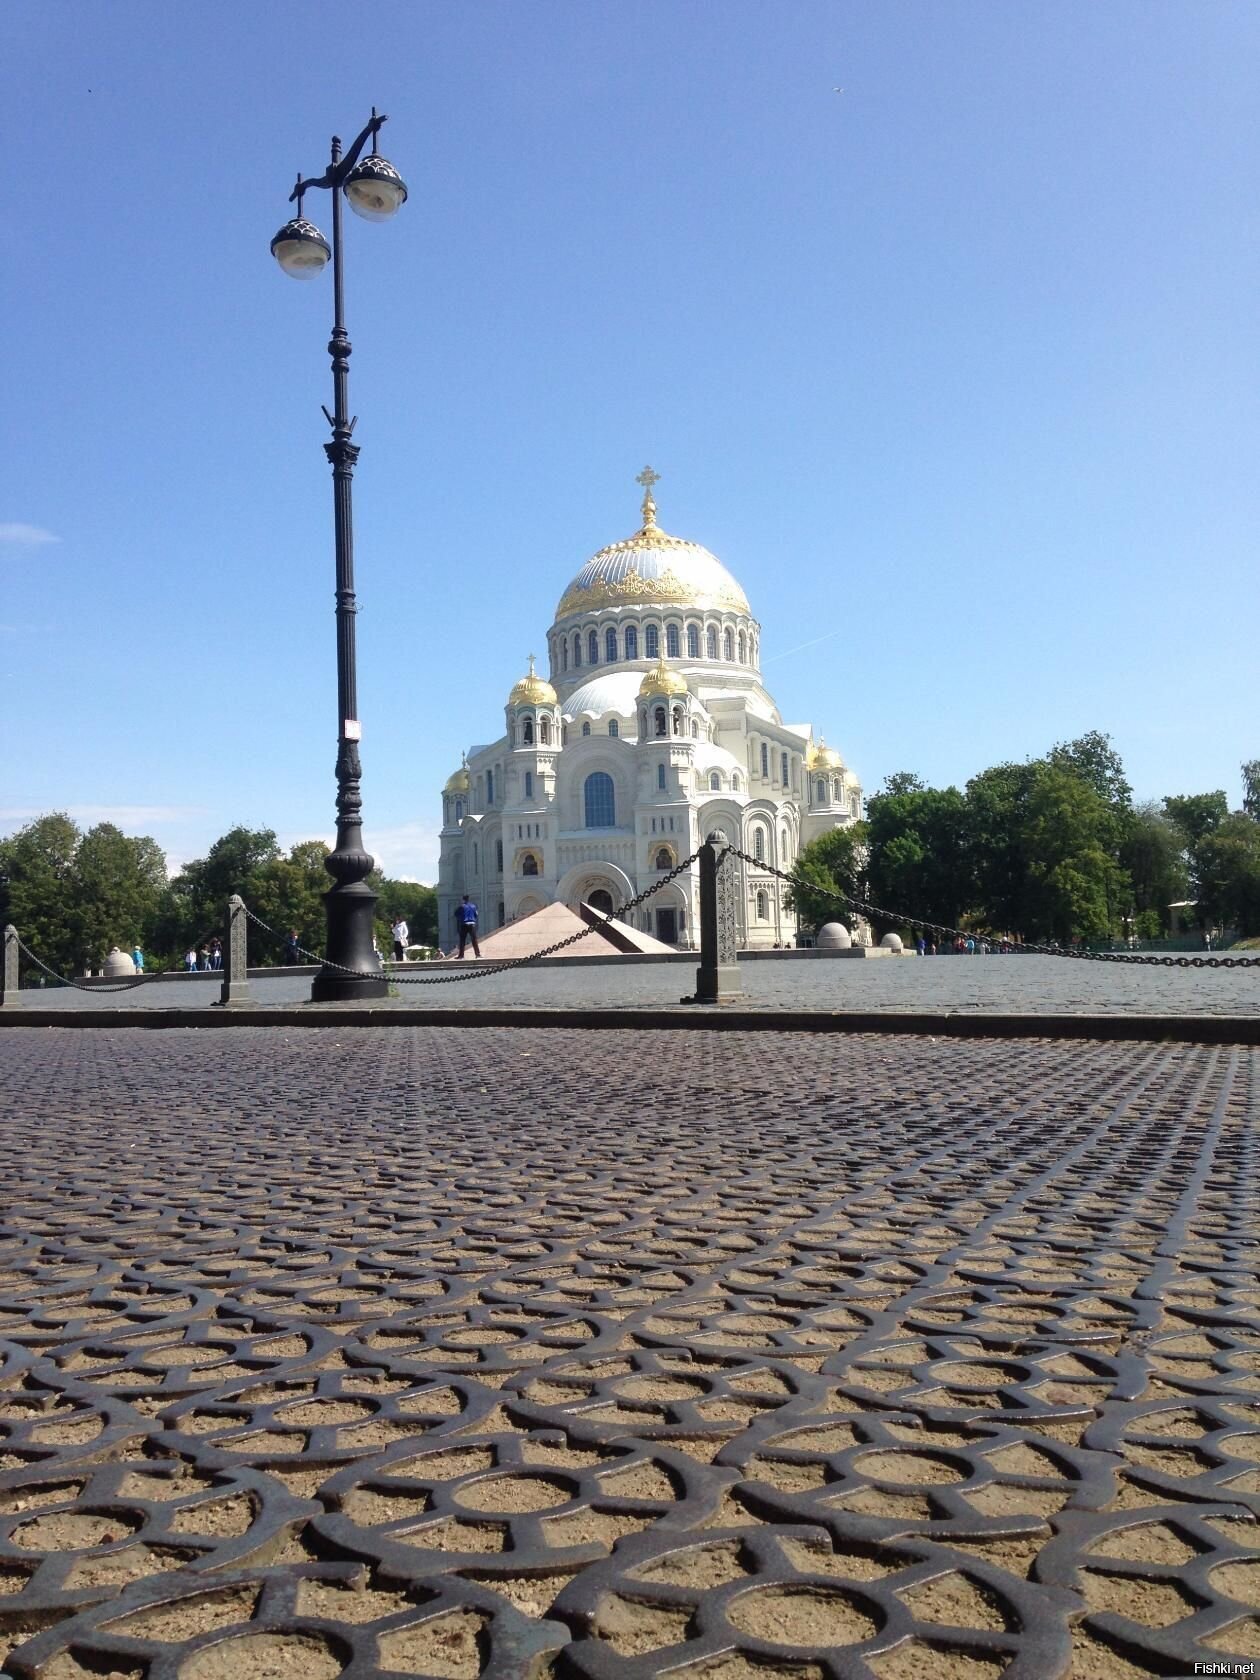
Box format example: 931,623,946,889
507,654,558,708
555,469,751,622
807,738,844,771
443,764,470,795
638,657,689,699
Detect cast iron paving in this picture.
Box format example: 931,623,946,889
0,1027,1256,1678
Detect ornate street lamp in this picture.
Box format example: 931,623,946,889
271,110,407,1001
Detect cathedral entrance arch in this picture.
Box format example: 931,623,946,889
555,860,634,919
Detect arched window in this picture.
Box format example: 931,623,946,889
654,705,667,737
496,839,503,872
760,743,769,778
524,770,533,798
605,627,618,663
625,625,638,660
473,843,479,873
584,771,615,828
644,624,659,659
706,625,718,659
572,633,581,668
522,718,533,745
833,776,842,801
816,778,826,804
732,773,741,792
666,624,681,658
781,751,788,786
581,721,591,736
657,763,666,790
562,640,568,672
754,827,765,861
587,629,599,665
539,716,550,745
723,628,734,660
691,719,699,738
608,718,618,737
455,800,464,821
522,852,538,876
710,771,721,792
757,890,768,920
851,793,861,818
672,705,683,736
640,709,647,735
781,828,789,861
687,624,700,658
486,770,494,804
738,631,747,663
655,847,672,869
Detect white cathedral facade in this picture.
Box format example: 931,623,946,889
437,472,863,951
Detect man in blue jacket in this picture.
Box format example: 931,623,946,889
456,895,481,959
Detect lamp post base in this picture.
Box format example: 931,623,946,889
310,966,390,1003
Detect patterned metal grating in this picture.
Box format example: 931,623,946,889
0,1027,1256,1678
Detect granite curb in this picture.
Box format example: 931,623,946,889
0,1005,1256,1043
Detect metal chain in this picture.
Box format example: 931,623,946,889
725,847,1260,970
11,925,226,993
242,851,703,986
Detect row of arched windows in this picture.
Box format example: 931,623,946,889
556,621,757,673
515,715,552,746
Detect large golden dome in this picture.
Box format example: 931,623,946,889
807,738,844,771
443,764,470,795
507,655,558,707
555,470,750,621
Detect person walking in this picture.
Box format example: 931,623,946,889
283,929,301,966
391,917,409,963
209,937,223,971
131,945,145,973
455,895,481,958
184,947,198,972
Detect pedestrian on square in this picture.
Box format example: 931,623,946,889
209,938,223,971
456,895,481,959
184,947,198,972
284,930,300,966
131,945,144,972
391,916,409,962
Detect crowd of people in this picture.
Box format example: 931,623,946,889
183,939,223,971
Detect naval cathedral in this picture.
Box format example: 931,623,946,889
437,471,863,950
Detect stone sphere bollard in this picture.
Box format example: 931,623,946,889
879,932,904,953
817,922,852,950
103,947,137,977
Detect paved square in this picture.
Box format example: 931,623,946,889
0,1028,1257,1678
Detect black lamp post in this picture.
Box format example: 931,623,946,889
271,110,406,1001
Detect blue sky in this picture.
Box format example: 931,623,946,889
4,2,1256,880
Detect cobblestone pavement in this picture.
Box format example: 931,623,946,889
22,952,1260,1015
0,1028,1257,1679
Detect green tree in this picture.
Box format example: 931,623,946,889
866,785,973,929
372,875,439,949
71,824,168,967
785,825,868,933
965,761,1038,935
880,771,926,798
1162,791,1228,848
1021,764,1130,942
1119,804,1188,932
1049,730,1132,813
1196,814,1260,936
247,841,331,963
1241,760,1260,820
0,813,83,979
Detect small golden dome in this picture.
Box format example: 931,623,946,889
638,657,689,699
508,653,558,708
443,765,470,795
807,738,843,771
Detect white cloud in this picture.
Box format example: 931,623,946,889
0,804,206,829
366,821,441,883
0,523,59,547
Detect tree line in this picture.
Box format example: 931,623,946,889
0,817,438,980
788,732,1260,945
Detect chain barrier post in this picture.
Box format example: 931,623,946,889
2,925,20,1008
689,834,743,1004
217,897,252,1008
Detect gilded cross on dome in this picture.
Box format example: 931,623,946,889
636,465,660,528
526,653,537,676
